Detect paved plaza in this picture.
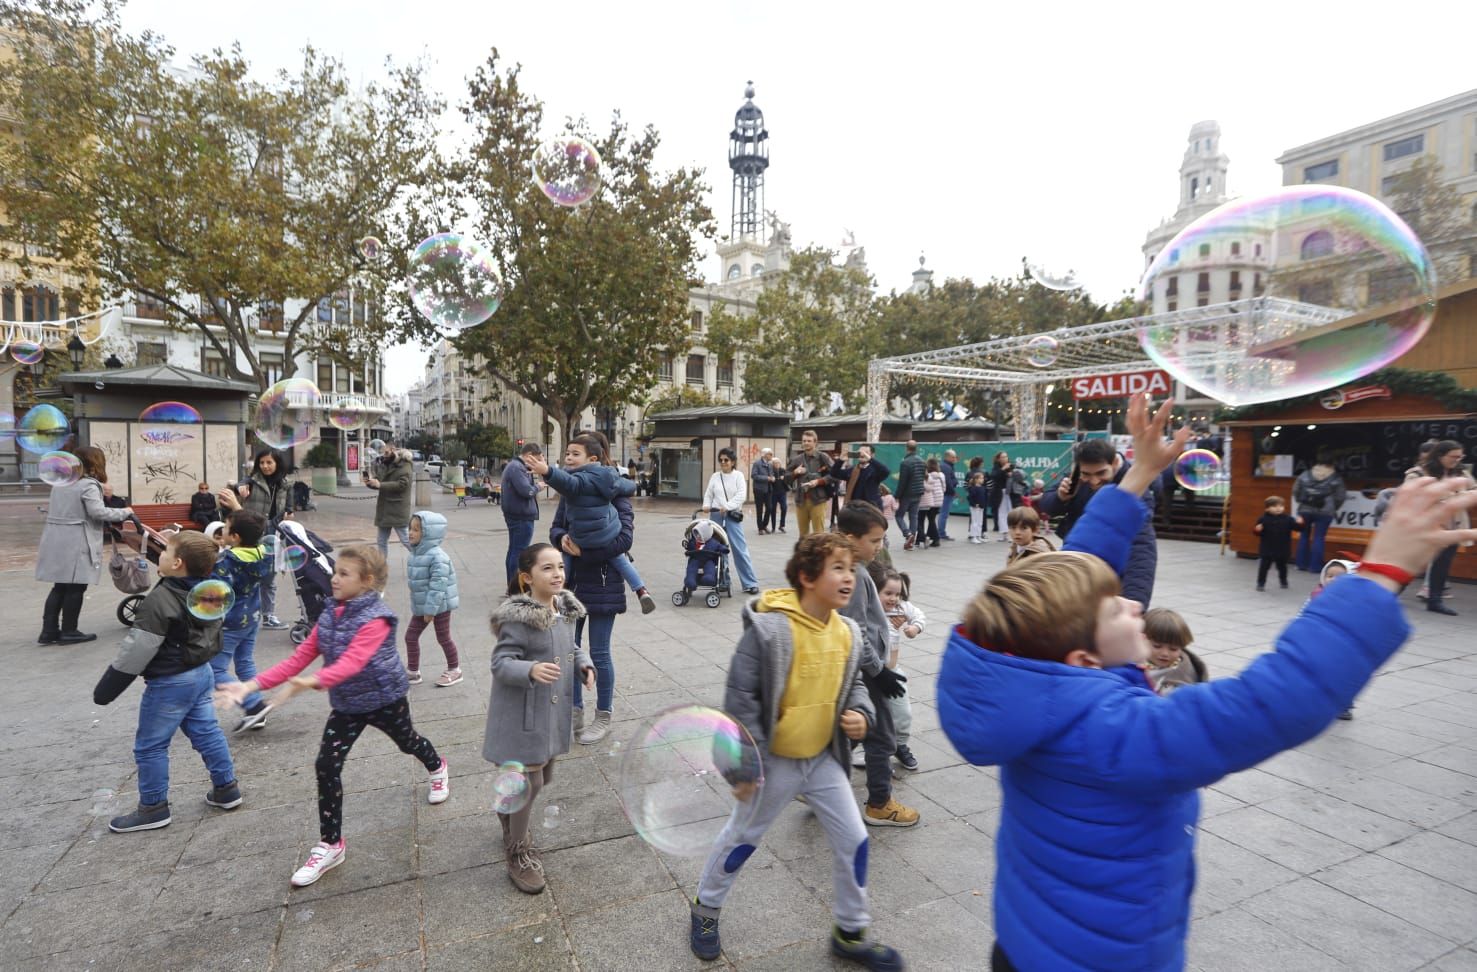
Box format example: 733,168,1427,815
1,487,1474,971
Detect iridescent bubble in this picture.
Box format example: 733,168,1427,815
1173,449,1222,491
1138,185,1436,406
262,534,277,557
492,761,531,815
187,579,235,621
357,236,383,260
16,404,69,455
407,232,503,331
326,402,369,431
10,340,45,366
1028,264,1080,291
139,401,202,423
0,410,14,441
532,136,602,207
1025,335,1059,368
619,704,763,858
367,438,386,454
284,545,308,571
254,377,320,451
38,451,83,487
542,804,561,830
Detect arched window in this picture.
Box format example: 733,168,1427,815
727,264,741,280
751,263,764,277
1300,231,1334,261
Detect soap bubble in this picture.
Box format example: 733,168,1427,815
284,545,308,571
139,402,202,423
0,410,14,441
10,340,45,365
326,401,370,432
254,378,320,451
542,804,561,830
407,232,503,331
1173,449,1222,491
1025,335,1059,368
492,761,531,815
17,404,69,454
38,451,83,487
1028,264,1080,291
1138,185,1436,407
357,236,383,261
367,438,386,453
187,579,235,621
90,788,115,816
532,136,602,207
618,704,762,858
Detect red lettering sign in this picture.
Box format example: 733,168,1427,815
1071,370,1173,401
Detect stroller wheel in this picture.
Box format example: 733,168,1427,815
671,590,690,607
705,591,722,608
116,594,144,628
289,621,309,645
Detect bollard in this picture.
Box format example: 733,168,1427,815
415,467,433,507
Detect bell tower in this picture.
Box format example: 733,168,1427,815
728,81,769,242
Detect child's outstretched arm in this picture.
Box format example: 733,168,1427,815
93,616,168,704
721,623,768,784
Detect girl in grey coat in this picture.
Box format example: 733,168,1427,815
238,447,291,627
483,542,594,894
36,446,134,644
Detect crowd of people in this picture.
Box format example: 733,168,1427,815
37,403,1477,971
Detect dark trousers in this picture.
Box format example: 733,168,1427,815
919,507,939,544
1257,556,1289,587
754,488,772,532
1429,544,1458,603
504,518,535,585
769,490,787,529
315,697,440,844
894,498,920,539
860,671,898,808
991,942,1018,972
42,582,87,634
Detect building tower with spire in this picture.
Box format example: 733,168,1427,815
1142,121,1231,274
728,81,769,242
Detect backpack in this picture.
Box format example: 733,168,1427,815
163,608,223,668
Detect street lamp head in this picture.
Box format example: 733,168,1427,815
67,333,86,370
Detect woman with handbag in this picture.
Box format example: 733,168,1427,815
704,448,759,595
36,445,135,644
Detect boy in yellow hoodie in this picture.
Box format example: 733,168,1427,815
688,533,904,970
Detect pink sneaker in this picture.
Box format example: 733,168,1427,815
428,758,450,805
291,840,345,887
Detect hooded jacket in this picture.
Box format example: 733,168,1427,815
483,591,591,766
212,544,274,630
406,511,460,616
937,486,1411,971
724,591,874,777
93,576,225,704
370,449,415,529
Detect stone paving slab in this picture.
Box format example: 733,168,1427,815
0,487,1474,970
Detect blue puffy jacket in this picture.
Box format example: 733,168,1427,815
937,485,1411,971
211,545,274,631
550,495,632,617
542,462,635,548
405,511,459,616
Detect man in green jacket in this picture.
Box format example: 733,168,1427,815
366,441,415,556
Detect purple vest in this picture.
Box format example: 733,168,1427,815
315,592,407,714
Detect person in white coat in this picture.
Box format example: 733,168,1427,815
704,448,759,594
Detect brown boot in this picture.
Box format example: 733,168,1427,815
505,836,545,894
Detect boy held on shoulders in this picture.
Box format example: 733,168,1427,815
937,395,1476,971
94,531,242,833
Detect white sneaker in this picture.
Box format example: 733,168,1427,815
291,840,345,887
428,759,450,804
435,669,462,687
261,615,286,629
406,670,423,685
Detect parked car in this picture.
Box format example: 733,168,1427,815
425,460,444,479
411,450,424,462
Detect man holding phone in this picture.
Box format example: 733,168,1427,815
789,430,834,537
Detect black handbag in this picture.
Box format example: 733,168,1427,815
720,473,744,521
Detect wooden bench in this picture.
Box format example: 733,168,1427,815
130,504,198,534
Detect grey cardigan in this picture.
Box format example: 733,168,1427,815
36,478,132,585
724,597,875,773
483,591,592,767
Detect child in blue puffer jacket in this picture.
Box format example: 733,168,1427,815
937,396,1475,972
527,435,656,614
405,511,461,687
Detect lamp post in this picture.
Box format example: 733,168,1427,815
67,334,86,371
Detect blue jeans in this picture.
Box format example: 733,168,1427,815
572,613,616,713
713,511,758,591
1295,512,1333,571
211,623,264,711
938,498,954,539
377,525,409,557
504,518,535,585
134,664,236,805
895,498,920,539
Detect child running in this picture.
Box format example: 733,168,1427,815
689,532,905,970
526,435,656,614
404,511,462,687
218,545,449,887
209,509,275,732
483,543,594,894
93,531,241,832
937,395,1477,970
870,563,926,771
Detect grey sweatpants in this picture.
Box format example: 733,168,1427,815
885,674,912,749
697,751,870,930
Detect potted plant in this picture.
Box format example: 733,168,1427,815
304,441,342,497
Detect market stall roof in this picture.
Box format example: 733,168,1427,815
59,363,257,394
648,403,791,422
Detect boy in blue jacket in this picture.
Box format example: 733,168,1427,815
937,396,1477,972
210,509,275,733
527,435,656,614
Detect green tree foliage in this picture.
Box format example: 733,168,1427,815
458,420,513,463
706,247,878,413
0,0,442,389
426,52,714,443
642,385,722,415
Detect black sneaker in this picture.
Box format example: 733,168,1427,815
894,746,919,771
1428,602,1458,616
689,898,721,961
1256,585,1266,592
57,631,97,644
37,630,60,645
109,800,171,833
233,702,272,734
206,781,243,809
1337,708,1354,721
831,927,905,971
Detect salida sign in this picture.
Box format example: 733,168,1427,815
1071,369,1172,401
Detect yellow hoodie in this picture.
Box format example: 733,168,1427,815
759,589,852,759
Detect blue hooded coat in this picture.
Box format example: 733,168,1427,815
937,485,1411,971
405,511,459,616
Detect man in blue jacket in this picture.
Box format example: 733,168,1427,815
936,396,1473,971
500,442,542,585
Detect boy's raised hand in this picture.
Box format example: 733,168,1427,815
1361,476,1477,584
1119,396,1194,497
526,454,550,477
840,709,868,740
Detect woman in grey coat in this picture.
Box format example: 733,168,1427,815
36,445,134,644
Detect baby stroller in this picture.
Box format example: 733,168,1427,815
275,519,335,644
672,514,732,609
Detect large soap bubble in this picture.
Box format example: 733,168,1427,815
1138,185,1436,407
407,232,503,331
140,402,203,424
17,404,70,455
255,378,320,451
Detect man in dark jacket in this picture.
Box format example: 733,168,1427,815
751,448,774,534
501,442,543,585
366,441,415,556
1035,438,1161,606
829,444,891,510
893,441,926,550
937,449,959,542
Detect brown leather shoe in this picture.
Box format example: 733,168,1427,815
505,836,545,894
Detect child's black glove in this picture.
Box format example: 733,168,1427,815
872,667,908,699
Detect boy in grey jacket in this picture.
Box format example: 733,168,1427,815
689,533,905,971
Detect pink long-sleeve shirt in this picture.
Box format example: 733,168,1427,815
254,603,391,692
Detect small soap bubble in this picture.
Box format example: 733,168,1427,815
139,402,202,423
1025,335,1059,368
187,579,235,621
1027,264,1080,291
492,761,531,814
284,545,308,571
357,236,383,261
542,805,561,830
1173,449,1222,491
38,451,83,487
326,402,370,431
10,340,45,366
532,136,603,207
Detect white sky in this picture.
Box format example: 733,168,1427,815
119,0,1477,395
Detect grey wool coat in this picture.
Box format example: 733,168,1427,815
483,591,593,767
37,478,133,586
